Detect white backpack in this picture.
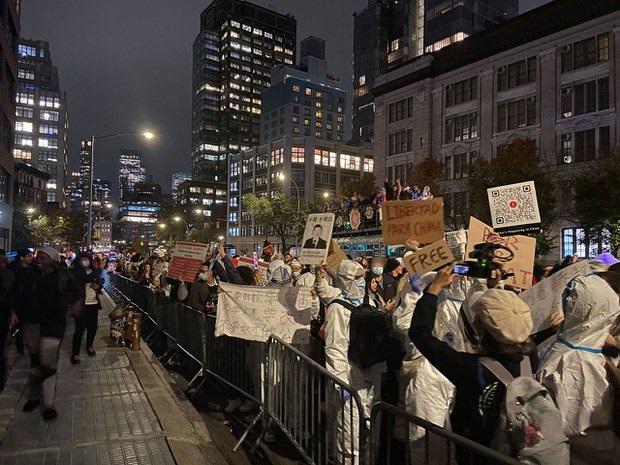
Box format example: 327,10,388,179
480,357,569,465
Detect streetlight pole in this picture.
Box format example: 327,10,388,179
86,131,154,250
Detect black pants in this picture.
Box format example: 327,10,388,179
0,311,8,387
72,304,100,356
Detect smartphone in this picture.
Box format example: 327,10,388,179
252,251,259,270
453,264,470,275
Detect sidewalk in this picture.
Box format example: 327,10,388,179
0,292,228,465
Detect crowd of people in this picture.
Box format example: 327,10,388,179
114,238,620,464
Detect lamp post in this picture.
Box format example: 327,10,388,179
278,173,301,212
86,131,155,250
172,215,190,235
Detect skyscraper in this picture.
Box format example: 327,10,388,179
14,39,68,205
119,149,146,200
171,171,191,200
351,0,518,145
0,0,20,249
192,0,296,216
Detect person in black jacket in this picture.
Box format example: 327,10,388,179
382,257,404,302
409,263,536,465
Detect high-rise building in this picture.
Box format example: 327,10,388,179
0,1,19,249
192,0,297,216
14,39,69,206
119,149,146,199
65,170,82,212
117,181,162,243
171,171,191,200
351,0,517,145
261,36,349,145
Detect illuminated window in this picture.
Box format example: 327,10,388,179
291,147,304,163
16,93,34,105
39,96,60,108
363,158,374,173
340,154,361,170
292,84,300,92
316,91,322,98
305,88,312,96
271,148,284,165
359,75,366,86
13,148,32,160
39,124,58,136
16,106,33,118
15,134,32,146
18,45,37,57
16,121,33,132
18,69,34,80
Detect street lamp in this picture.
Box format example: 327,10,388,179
278,173,301,212
218,235,224,242
86,130,156,250
323,192,330,199
26,207,35,215
158,223,167,230
173,216,190,235
194,208,203,215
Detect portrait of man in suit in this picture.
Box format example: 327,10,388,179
303,224,327,249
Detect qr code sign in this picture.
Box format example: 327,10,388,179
487,181,541,230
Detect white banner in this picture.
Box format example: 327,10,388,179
215,283,314,343
520,260,598,332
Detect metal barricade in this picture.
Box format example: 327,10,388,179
369,402,522,465
265,335,366,465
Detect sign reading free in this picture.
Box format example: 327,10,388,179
381,198,445,246
403,239,455,275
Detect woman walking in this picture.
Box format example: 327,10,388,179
70,253,102,365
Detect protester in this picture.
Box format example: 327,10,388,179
70,252,103,364
188,262,218,312
8,248,36,356
382,257,404,302
0,251,14,392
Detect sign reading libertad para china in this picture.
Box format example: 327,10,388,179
381,198,444,246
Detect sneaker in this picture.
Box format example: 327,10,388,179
87,348,96,357
42,408,58,421
224,398,242,413
239,399,257,413
23,400,40,412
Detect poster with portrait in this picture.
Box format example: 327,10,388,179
299,213,335,265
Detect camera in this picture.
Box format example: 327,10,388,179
454,242,515,279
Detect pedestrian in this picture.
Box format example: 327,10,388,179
188,262,218,312
70,253,103,364
8,248,36,355
0,251,15,392
30,246,82,421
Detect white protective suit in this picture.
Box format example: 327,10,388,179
538,274,620,438
321,260,385,464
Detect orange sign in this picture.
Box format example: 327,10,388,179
381,198,445,246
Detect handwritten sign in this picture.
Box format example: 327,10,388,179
487,181,541,235
167,242,209,282
404,239,455,275
381,198,444,246
445,229,468,261
326,239,347,274
216,283,314,343
466,217,536,289
520,260,597,332
300,213,335,265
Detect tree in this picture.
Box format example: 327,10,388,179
573,152,620,256
12,206,86,249
406,157,443,195
243,192,311,250
340,172,377,199
468,138,557,255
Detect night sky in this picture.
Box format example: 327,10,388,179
21,0,548,195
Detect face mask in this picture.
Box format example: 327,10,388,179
371,266,383,275
198,272,209,281
80,259,90,268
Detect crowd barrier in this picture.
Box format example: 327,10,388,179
108,273,522,465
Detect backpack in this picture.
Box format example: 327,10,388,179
480,357,569,465
331,299,403,370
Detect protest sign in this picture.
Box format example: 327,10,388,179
487,181,541,235
403,239,455,275
445,229,468,261
326,239,347,274
300,213,335,265
167,242,209,282
520,260,597,332
381,198,444,246
216,283,315,343
466,217,536,289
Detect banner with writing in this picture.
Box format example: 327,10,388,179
466,217,536,289
300,213,335,265
167,242,210,282
216,283,315,343
520,260,597,332
381,198,444,246
403,239,455,275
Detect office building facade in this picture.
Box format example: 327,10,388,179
171,171,192,200
117,181,162,242
14,162,49,209
119,149,146,200
192,0,296,217
226,135,373,252
372,0,619,259
14,39,68,205
260,36,349,144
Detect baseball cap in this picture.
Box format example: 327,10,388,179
472,289,533,345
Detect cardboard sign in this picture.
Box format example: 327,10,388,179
520,260,597,332
404,239,455,275
216,283,315,343
445,229,468,261
326,239,347,274
466,217,536,289
300,213,335,265
168,242,209,282
381,198,444,246
487,181,541,235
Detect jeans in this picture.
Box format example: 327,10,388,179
23,323,41,401
72,304,99,356
40,336,62,408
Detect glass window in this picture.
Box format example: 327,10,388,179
291,147,304,163
13,148,31,160
16,121,32,132
39,124,58,135
16,106,33,118
305,88,312,96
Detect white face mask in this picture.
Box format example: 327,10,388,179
80,259,90,268
198,272,209,281
371,266,383,276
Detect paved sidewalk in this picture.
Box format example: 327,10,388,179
0,292,228,465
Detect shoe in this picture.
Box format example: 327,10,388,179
70,355,80,365
87,348,96,357
42,408,58,421
239,399,257,413
224,398,242,413
23,400,40,412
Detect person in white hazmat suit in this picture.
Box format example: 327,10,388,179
316,259,385,464
537,273,620,464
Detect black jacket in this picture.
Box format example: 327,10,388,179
8,261,38,323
